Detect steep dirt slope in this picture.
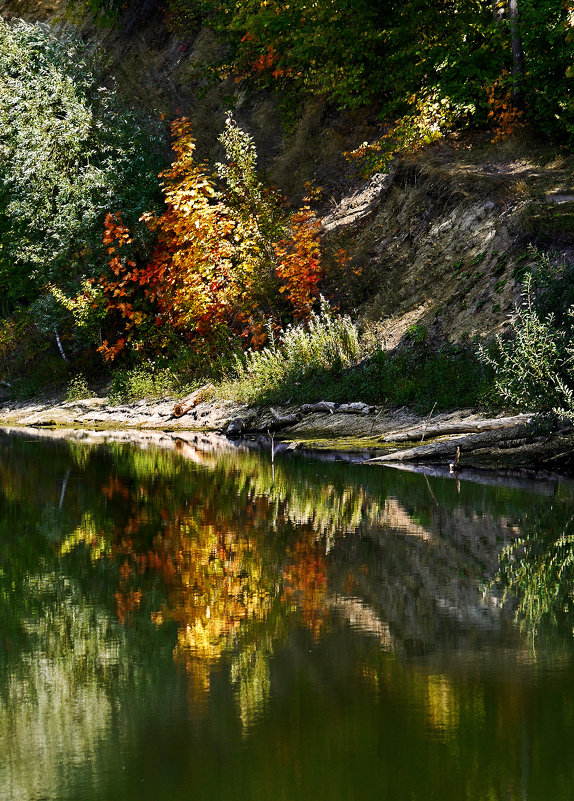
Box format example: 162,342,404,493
1,0,377,201
324,142,574,343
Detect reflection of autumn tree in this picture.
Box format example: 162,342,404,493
163,523,274,659
12,430,574,744
57,468,286,714
283,527,329,639
52,453,341,724
6,428,574,790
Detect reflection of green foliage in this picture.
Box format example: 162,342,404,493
230,636,273,733
59,512,113,561
496,507,574,632
3,430,574,705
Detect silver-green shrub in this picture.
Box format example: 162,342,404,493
479,274,574,421
0,19,162,311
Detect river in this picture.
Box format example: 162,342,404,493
1,429,573,801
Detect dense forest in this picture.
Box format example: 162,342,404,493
1,0,574,416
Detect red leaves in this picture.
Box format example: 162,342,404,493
103,212,132,249
485,71,525,142
274,207,322,320
138,119,240,346
97,212,164,361
99,338,126,361
96,118,325,361
251,46,278,73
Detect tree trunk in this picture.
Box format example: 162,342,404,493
508,0,525,109
54,326,67,362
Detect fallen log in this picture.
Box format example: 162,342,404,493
301,401,374,415
172,383,214,418
380,414,533,443
224,409,302,439
268,408,302,429
338,402,373,415
301,401,336,414
369,426,534,464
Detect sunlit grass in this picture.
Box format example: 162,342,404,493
218,300,361,404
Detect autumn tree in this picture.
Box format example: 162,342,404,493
98,116,324,362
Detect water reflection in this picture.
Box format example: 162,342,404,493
494,503,574,634
1,429,574,801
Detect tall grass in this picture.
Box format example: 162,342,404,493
223,300,361,403
108,362,183,404
220,301,490,411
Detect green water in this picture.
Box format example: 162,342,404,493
1,430,574,801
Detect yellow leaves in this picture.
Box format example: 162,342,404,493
59,512,111,562
100,116,326,357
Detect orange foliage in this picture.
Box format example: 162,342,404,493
283,532,329,638
141,118,239,341
97,117,325,359
274,207,322,320
96,212,163,361
142,118,323,345
252,45,278,73
486,71,525,142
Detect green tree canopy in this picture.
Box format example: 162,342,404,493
0,19,163,313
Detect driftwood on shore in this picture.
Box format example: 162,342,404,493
225,408,303,438
269,408,302,427
301,401,373,415
301,401,337,414
172,384,214,418
369,426,532,463
379,414,533,443
224,401,374,438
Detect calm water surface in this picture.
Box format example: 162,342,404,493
1,430,574,801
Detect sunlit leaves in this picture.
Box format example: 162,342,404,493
274,207,322,320
99,116,323,360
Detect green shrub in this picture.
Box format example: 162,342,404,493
66,374,91,402
223,300,361,403
71,0,574,142
479,275,574,420
221,301,490,411
108,362,181,403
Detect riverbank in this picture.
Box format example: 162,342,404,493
1,395,572,475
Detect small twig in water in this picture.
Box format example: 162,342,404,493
420,402,437,444
424,474,439,507
268,427,275,487
449,445,461,474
